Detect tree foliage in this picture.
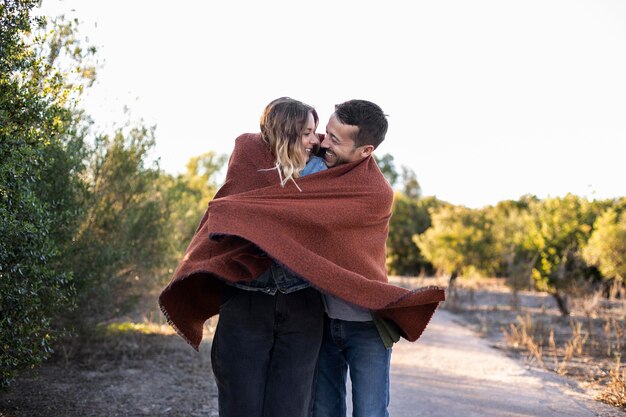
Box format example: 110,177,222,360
0,1,88,388
65,127,171,325
374,153,422,199
160,152,226,257
374,153,399,187
485,197,539,291
386,195,441,276
400,166,421,200
415,205,499,277
583,208,626,284
375,152,430,275
525,195,596,306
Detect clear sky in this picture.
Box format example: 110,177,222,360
36,0,626,208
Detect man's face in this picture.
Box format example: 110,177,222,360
321,114,372,168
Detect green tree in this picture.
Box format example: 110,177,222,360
161,151,227,258
67,126,170,325
374,153,399,187
400,166,421,200
374,153,423,199
386,193,435,275
375,154,429,275
414,205,499,278
0,2,91,388
583,208,626,287
525,194,597,315
486,197,539,293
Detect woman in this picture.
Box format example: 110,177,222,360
210,97,327,417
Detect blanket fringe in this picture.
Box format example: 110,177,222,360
158,301,200,352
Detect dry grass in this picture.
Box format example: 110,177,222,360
502,313,547,368
598,356,626,408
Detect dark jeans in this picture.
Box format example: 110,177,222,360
211,286,324,417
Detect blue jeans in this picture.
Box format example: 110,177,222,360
311,316,391,417
211,286,324,417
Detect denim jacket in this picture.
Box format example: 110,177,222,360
229,261,311,294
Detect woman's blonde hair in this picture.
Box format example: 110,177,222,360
260,97,318,187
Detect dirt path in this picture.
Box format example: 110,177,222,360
1,309,625,416
388,310,625,417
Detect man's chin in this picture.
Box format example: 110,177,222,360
323,155,337,167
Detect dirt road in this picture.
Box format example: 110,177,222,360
387,309,625,417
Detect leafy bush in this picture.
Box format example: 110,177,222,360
0,0,84,388
414,204,500,278
386,194,441,276
583,208,626,285
66,127,170,327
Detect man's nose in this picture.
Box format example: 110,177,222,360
320,137,330,148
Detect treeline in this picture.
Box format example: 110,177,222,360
383,162,626,317
0,2,226,388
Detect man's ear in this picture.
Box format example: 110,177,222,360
359,145,375,158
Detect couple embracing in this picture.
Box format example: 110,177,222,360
159,97,445,417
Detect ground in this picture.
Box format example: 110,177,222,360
0,325,217,417
0,277,624,416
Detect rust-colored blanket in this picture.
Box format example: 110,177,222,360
159,133,445,350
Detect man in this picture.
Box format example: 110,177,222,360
310,100,393,417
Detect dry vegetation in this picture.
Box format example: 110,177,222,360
393,275,626,410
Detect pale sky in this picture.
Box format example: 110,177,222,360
36,0,626,208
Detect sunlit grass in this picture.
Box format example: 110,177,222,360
98,321,175,336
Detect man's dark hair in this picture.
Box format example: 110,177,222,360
334,99,388,149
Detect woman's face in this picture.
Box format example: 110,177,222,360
300,111,319,162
